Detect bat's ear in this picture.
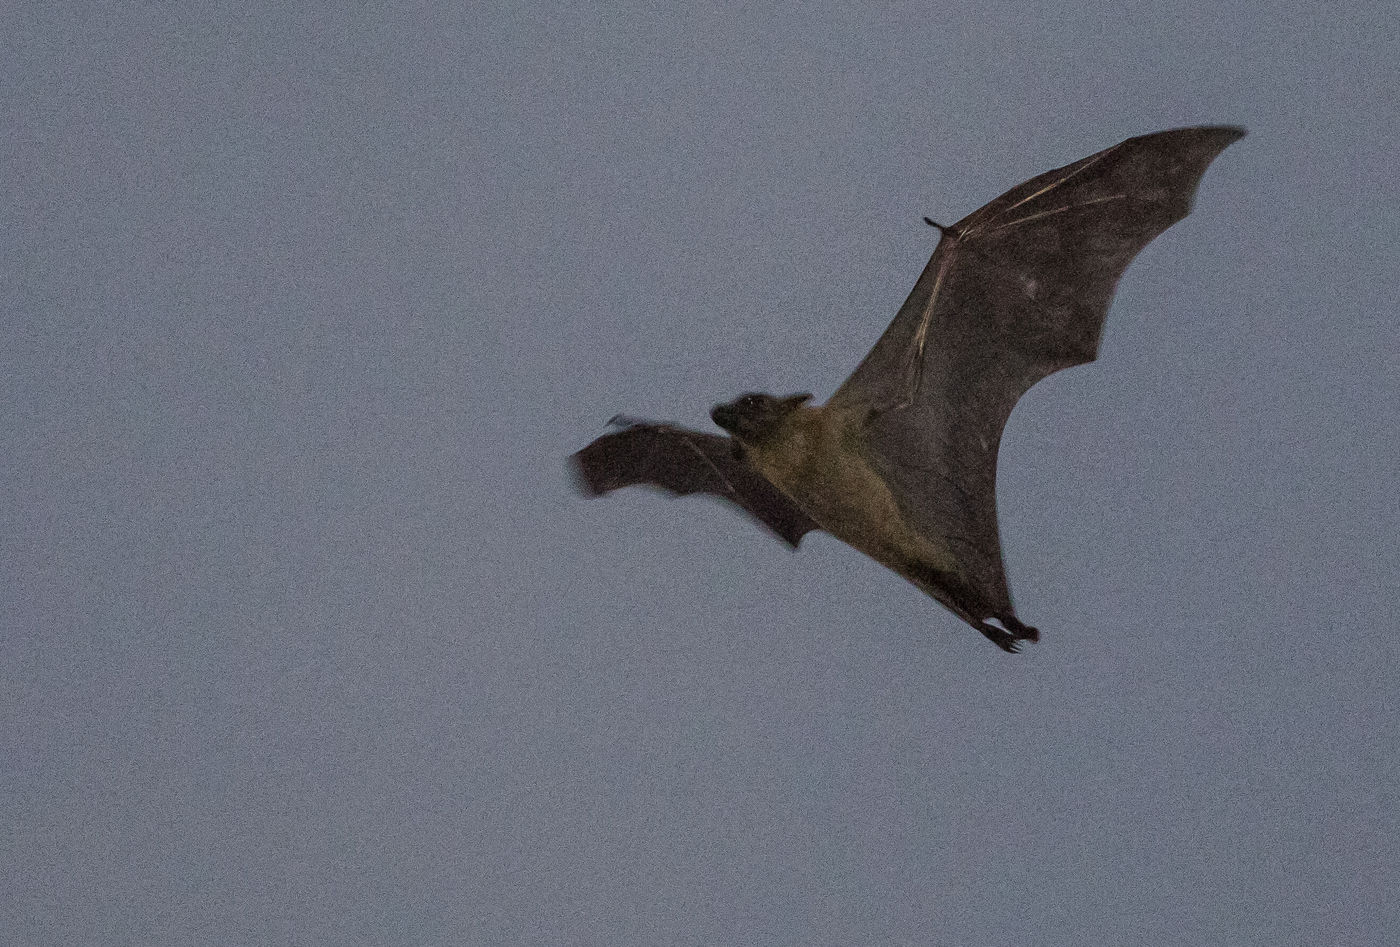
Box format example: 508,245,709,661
782,393,814,411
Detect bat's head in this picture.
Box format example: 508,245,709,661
710,392,812,445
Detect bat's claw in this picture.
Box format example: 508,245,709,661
922,217,963,240
1002,614,1040,643
978,622,1021,652
977,615,1040,653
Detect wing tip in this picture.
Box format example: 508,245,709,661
1131,124,1247,158
1134,123,1246,139
568,447,607,497
1198,124,1248,149
1197,123,1247,138
572,426,640,497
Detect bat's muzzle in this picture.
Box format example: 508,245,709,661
710,403,737,432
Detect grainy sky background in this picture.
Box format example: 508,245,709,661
6,3,1398,945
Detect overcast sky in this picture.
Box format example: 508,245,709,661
6,4,1398,945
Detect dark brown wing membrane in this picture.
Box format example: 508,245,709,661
571,423,819,548
831,126,1243,618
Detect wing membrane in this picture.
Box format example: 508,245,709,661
572,423,819,548
831,126,1244,615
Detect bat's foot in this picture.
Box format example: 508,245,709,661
977,615,1040,653
978,622,1022,652
1002,614,1040,643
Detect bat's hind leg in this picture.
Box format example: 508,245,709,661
976,614,1041,653
1001,614,1039,642
905,558,1041,653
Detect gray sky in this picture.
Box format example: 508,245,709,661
6,3,1398,945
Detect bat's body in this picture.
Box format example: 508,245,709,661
573,126,1243,651
707,390,1035,649
744,404,920,562
730,400,964,615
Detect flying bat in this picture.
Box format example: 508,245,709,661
572,126,1243,652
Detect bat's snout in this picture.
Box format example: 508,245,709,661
710,403,737,432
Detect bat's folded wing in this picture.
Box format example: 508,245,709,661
830,125,1244,618
571,422,819,548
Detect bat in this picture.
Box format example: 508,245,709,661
572,126,1243,652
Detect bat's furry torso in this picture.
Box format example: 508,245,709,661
739,402,962,592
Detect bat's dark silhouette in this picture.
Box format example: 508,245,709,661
573,126,1243,652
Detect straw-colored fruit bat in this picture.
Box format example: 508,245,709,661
572,126,1243,652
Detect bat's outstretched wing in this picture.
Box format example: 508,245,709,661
830,126,1243,620
571,422,819,548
